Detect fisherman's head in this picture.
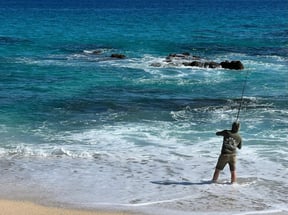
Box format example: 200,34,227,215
232,121,240,132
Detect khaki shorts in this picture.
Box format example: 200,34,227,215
215,154,237,171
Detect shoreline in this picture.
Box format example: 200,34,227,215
0,199,138,215
1,199,287,215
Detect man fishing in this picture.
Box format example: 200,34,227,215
212,121,242,184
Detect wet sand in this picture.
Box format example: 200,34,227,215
0,200,135,215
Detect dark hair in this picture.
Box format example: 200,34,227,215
232,122,240,132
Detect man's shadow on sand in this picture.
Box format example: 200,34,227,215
150,180,215,186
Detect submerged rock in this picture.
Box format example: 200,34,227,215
110,53,126,59
150,62,162,67
83,49,102,54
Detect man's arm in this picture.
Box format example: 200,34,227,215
216,130,227,136
237,138,242,149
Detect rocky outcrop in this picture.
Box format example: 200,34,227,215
182,60,244,70
182,61,221,68
151,53,244,70
82,50,244,70
220,61,244,70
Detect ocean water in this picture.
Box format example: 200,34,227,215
0,0,287,214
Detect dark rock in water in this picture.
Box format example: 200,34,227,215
205,61,220,68
166,53,184,62
191,61,204,67
110,53,126,59
83,49,102,54
220,61,244,70
182,62,192,67
182,61,204,67
182,59,243,70
149,53,244,70
150,62,162,67
167,53,186,59
166,53,201,61
182,61,220,68
91,49,102,55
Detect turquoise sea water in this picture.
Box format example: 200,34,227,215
0,0,287,214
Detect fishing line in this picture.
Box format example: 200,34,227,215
236,69,249,122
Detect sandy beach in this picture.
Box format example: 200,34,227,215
0,200,135,215
1,199,287,215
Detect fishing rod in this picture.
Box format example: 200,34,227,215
236,69,249,122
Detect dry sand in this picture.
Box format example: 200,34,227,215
0,200,134,215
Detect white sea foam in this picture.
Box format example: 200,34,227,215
0,116,287,214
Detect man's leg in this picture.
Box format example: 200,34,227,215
231,171,237,183
229,155,237,183
213,154,226,182
212,168,220,182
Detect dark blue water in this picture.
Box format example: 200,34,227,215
0,0,287,214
